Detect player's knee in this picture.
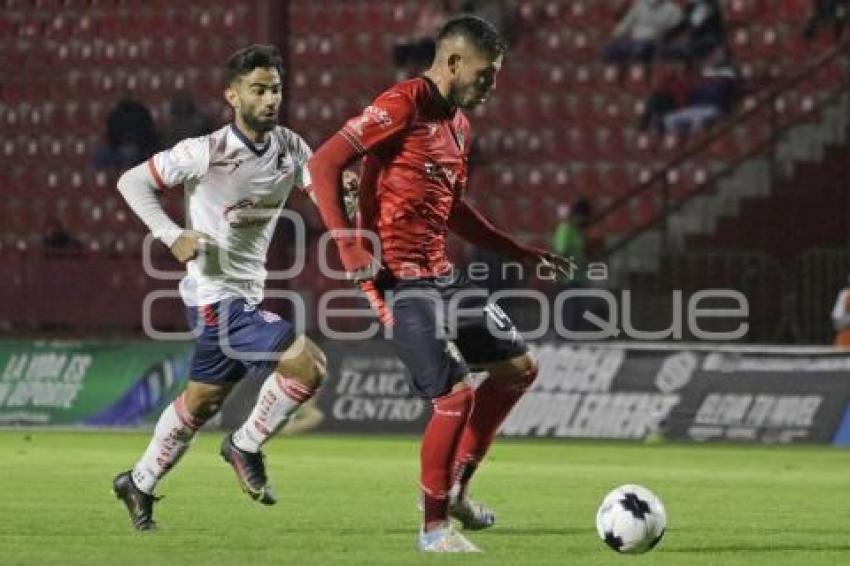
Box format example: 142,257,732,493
182,389,227,423
308,349,327,389
509,353,538,390
294,347,326,390
193,401,220,422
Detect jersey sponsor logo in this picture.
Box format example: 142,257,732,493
223,198,278,228
223,198,257,225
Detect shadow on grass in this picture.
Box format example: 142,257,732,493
665,544,850,554
672,526,850,536
383,527,586,537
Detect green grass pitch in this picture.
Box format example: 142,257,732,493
2,430,850,565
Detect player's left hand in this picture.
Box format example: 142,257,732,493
536,251,575,280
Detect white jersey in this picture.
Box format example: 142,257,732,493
147,123,311,306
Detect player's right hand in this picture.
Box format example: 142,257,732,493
358,279,395,327
169,230,210,263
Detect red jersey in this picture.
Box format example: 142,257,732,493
339,77,472,278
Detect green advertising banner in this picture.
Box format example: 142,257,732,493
0,341,192,426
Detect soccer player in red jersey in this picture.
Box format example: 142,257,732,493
309,16,570,552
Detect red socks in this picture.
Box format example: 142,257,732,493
452,363,538,499
420,387,474,528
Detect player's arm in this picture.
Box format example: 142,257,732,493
308,133,394,324
117,138,211,263
306,133,371,275
286,128,320,206
448,198,574,279
308,93,416,325
308,92,415,279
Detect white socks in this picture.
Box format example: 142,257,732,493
129,373,317,494
131,393,202,494
232,372,317,453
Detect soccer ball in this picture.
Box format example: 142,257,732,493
595,484,667,554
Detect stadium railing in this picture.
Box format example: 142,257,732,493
587,39,850,257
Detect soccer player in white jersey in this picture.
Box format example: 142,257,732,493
111,45,326,531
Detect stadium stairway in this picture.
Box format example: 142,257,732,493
604,53,850,283
618,94,848,266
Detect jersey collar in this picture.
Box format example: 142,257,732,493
420,76,457,118
230,123,271,156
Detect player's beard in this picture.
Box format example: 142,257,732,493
242,108,278,133
455,84,488,109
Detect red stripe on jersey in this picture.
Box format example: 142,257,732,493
201,304,218,326
147,157,168,191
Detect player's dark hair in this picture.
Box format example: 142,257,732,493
225,44,283,85
436,15,506,58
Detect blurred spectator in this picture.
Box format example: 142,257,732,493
93,98,159,170
603,0,684,64
663,47,738,132
831,277,850,347
393,1,453,74
639,59,697,132
663,0,727,61
43,217,81,254
552,200,592,332
803,0,848,42
162,92,212,148
640,47,739,133
552,200,591,275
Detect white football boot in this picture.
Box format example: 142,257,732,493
417,523,481,552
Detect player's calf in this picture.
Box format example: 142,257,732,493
223,372,319,505
225,342,325,504
447,354,539,523
113,389,215,530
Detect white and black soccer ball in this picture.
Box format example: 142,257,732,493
596,484,667,554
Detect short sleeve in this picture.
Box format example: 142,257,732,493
287,130,314,190
147,135,211,190
339,90,416,154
